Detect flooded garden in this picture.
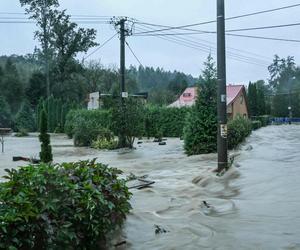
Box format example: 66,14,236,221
1,125,300,249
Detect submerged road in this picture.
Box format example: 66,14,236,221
0,126,299,249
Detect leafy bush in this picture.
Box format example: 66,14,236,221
92,128,118,150
251,120,262,130
111,98,145,148
228,116,252,150
65,109,112,146
0,160,131,249
14,128,29,137
252,115,271,127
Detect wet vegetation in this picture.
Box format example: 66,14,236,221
0,160,131,249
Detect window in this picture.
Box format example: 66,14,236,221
183,93,192,97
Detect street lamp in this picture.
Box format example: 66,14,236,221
288,76,296,124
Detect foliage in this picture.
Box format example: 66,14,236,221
37,96,78,133
14,128,29,137
92,129,118,150
228,116,252,150
251,120,262,130
14,100,36,132
268,55,300,117
252,115,271,127
65,109,112,141
0,159,131,249
0,59,24,113
0,95,12,128
111,98,145,148
39,109,53,163
184,54,217,155
144,105,190,138
247,80,267,117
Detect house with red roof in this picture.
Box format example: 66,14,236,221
169,85,249,119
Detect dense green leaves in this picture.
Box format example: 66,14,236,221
0,160,131,249
184,54,217,155
0,96,12,128
15,100,36,132
228,116,252,150
39,109,53,163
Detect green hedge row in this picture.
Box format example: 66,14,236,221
228,116,252,150
65,109,112,145
145,106,190,138
0,160,131,249
65,106,190,146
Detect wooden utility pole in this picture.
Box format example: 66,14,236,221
217,0,228,172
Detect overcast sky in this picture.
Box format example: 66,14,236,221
1,0,300,84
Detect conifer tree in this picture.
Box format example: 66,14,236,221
39,109,53,163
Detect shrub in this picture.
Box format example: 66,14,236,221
14,128,29,137
228,115,252,150
0,160,131,249
39,109,53,163
15,100,36,132
254,115,271,127
65,109,112,141
111,98,145,148
251,120,262,130
184,55,217,155
92,128,118,150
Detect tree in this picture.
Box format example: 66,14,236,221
26,71,47,106
15,100,36,132
39,109,53,163
184,54,217,155
0,96,12,128
247,82,257,117
112,98,144,148
1,59,24,113
20,0,98,100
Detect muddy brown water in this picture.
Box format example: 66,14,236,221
0,125,300,250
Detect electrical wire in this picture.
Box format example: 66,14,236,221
134,24,270,66
134,3,300,34
125,41,143,66
84,33,118,60
133,25,269,67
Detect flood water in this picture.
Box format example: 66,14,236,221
0,125,300,250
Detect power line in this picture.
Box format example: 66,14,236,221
84,33,118,60
133,3,300,34
125,41,143,66
133,29,300,43
134,26,269,67
134,24,271,64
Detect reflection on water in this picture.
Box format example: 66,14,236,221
1,126,300,249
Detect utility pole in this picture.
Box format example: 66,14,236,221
217,0,228,172
118,17,128,147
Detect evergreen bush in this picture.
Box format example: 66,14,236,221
0,160,131,249
15,100,36,132
39,109,53,163
183,55,217,155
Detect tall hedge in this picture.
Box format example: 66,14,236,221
144,106,190,138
